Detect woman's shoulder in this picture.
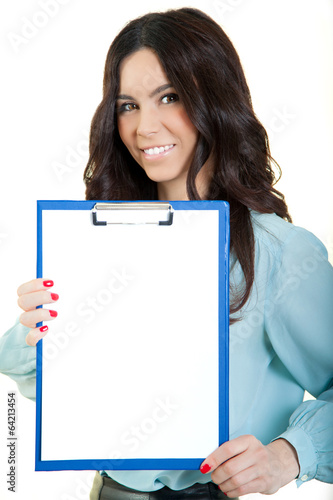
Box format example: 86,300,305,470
250,210,328,262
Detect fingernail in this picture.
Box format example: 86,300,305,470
39,325,48,332
51,293,59,301
43,280,54,287
49,310,58,317
200,463,211,474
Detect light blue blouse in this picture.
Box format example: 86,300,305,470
0,212,332,492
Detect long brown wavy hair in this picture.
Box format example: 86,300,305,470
84,8,291,320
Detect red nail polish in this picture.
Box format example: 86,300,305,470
51,293,59,301
200,464,211,474
39,325,48,332
49,310,58,317
43,280,54,287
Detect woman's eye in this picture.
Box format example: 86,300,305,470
161,93,179,104
117,102,138,113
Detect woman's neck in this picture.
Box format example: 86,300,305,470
157,160,212,201
157,180,188,201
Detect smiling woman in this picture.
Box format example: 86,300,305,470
0,6,332,500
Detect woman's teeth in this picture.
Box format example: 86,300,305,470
144,145,174,155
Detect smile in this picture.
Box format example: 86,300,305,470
142,144,175,156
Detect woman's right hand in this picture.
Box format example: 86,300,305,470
17,278,59,346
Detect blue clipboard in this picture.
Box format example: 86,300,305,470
35,200,229,471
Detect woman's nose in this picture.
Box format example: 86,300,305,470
136,107,160,137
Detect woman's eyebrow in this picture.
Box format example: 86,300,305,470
149,83,172,97
116,83,173,101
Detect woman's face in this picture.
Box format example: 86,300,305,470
116,48,200,199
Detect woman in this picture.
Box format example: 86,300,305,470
1,8,332,500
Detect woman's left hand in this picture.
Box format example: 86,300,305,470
200,435,300,497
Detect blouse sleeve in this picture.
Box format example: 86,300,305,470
0,319,36,401
265,225,333,486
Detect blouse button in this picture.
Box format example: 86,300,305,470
301,474,309,481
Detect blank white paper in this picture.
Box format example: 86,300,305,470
40,208,221,462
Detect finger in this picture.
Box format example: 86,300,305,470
223,477,265,498
211,449,256,485
17,290,59,311
218,465,259,496
17,278,54,297
26,325,49,347
200,435,253,474
20,308,58,328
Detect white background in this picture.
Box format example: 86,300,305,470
0,0,332,499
